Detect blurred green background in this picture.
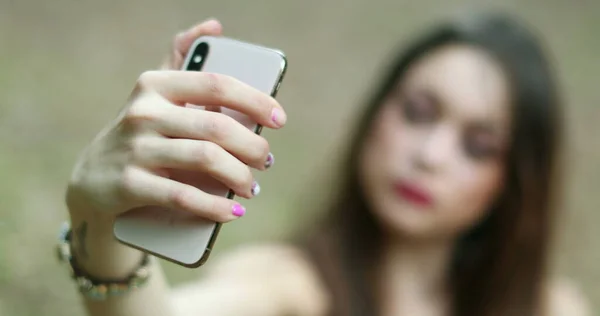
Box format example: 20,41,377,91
0,0,598,315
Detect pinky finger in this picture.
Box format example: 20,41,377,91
121,166,246,222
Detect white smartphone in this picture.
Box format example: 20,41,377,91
113,36,288,268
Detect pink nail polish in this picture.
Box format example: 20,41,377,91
271,108,286,127
265,152,275,169
232,204,246,217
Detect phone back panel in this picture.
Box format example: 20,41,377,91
113,36,287,267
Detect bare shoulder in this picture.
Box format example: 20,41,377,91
208,243,317,276
546,277,591,316
170,243,329,316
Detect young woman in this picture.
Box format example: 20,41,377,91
62,12,590,316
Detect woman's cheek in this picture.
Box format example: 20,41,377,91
439,165,504,234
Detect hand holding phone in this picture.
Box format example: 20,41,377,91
65,21,287,269
113,36,287,267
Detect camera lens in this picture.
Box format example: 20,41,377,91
186,42,208,71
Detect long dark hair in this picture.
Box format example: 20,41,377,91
300,11,563,316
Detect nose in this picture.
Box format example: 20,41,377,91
412,125,457,173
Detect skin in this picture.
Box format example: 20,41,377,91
360,44,511,316
67,19,590,316
359,44,511,243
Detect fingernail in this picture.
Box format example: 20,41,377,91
271,108,286,127
232,204,246,217
251,181,261,196
265,152,275,169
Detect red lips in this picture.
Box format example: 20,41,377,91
393,181,434,207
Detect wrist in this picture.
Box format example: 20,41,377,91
56,222,152,301
65,183,114,225
67,207,145,280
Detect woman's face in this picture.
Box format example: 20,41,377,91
359,44,512,240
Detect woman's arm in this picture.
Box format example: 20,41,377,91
69,207,328,316
63,18,288,316
68,205,174,316
63,20,222,316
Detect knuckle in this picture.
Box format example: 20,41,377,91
168,185,194,210
123,100,155,127
119,166,139,194
201,72,226,98
198,114,229,140
137,70,160,88
127,137,145,162
192,141,219,168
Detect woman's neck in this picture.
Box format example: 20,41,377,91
378,236,455,316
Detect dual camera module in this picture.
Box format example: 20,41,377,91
186,42,209,71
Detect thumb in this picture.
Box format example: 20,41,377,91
161,19,223,70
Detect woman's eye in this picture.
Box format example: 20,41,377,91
464,134,501,160
401,93,438,124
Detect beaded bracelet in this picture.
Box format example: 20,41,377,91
56,222,151,300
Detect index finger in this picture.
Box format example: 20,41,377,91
162,19,224,70
138,70,287,129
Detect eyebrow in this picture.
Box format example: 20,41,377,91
396,85,443,108
396,84,509,137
